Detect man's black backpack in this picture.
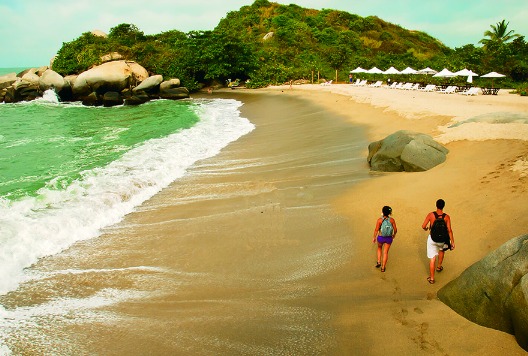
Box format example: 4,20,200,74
431,212,449,243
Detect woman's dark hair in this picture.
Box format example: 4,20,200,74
382,206,392,216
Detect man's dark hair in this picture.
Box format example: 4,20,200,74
436,199,445,210
382,206,392,216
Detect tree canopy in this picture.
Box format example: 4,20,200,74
479,20,521,48
51,1,527,90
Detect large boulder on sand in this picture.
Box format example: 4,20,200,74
438,234,528,351
72,60,148,97
367,130,448,172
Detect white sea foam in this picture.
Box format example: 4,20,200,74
34,88,60,104
0,98,254,296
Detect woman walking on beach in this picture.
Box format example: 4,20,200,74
372,206,397,272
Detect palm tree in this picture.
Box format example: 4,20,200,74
479,19,520,48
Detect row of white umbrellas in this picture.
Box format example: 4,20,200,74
350,66,505,83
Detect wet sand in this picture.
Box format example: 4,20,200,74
2,86,527,354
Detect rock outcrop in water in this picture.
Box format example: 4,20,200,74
0,60,189,106
438,234,528,351
367,130,449,172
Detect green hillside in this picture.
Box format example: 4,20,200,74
51,0,527,90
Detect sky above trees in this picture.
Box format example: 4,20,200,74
1,0,527,68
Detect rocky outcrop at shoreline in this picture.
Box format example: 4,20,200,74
438,234,528,351
0,60,189,106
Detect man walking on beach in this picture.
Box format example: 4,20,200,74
422,199,455,284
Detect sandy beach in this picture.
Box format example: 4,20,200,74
2,84,527,354
248,84,528,354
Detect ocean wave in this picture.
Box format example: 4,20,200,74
0,98,254,296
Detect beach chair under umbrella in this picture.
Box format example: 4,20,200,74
454,68,479,83
481,71,506,88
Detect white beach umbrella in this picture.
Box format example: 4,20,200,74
454,68,479,83
383,66,401,75
433,68,456,77
481,71,506,78
350,66,366,73
453,68,477,76
400,66,418,74
481,71,506,87
367,67,384,74
417,67,437,75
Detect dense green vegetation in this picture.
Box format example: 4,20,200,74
51,0,527,92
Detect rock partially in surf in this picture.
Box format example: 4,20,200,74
368,130,448,172
159,86,189,100
39,69,67,92
133,75,163,95
82,92,101,106
438,234,528,351
72,60,148,98
103,91,123,107
124,92,151,106
11,78,40,102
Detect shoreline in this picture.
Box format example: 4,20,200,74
234,84,528,353
2,87,526,354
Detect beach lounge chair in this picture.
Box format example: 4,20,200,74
357,79,368,86
394,83,404,89
438,86,457,94
401,83,413,90
351,79,360,86
386,82,398,89
419,84,436,92
459,87,479,96
369,81,382,87
320,80,333,86
408,83,420,90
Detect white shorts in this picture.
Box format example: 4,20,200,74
427,235,445,259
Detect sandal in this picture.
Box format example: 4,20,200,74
427,277,435,284
381,267,386,272
436,266,444,272
375,262,381,268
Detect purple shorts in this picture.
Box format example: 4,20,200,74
377,235,393,244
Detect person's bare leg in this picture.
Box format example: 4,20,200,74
429,256,436,282
376,243,383,266
437,250,445,270
381,243,391,271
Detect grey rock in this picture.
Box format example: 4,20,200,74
438,234,528,351
368,130,448,172
133,75,163,94
159,86,189,100
0,73,17,90
39,69,68,92
82,92,101,106
159,78,181,91
103,91,123,107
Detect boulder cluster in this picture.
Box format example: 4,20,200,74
0,60,189,106
368,130,449,172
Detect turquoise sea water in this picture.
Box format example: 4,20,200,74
0,67,26,76
0,93,254,296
